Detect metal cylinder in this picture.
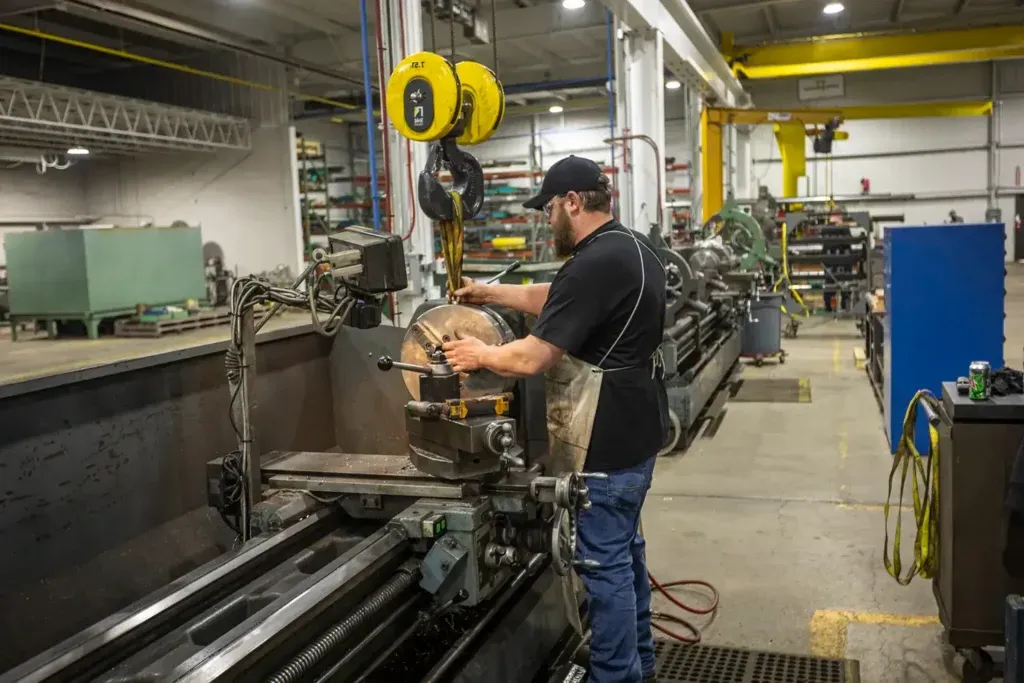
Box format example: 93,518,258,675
266,563,420,683
741,293,785,356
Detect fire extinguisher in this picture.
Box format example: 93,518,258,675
860,178,871,195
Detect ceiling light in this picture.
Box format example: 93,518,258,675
549,105,564,114
67,146,90,156
562,0,585,9
823,2,844,14
665,79,681,90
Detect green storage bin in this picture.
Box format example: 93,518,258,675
5,227,206,338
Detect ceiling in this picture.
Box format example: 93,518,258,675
0,0,1021,117
693,0,1024,46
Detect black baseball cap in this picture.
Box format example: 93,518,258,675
523,155,605,210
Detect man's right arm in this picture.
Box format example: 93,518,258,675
455,280,550,316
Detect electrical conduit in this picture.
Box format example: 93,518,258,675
397,0,417,242
359,0,382,231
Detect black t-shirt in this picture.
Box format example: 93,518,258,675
532,220,668,472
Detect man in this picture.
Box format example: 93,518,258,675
443,155,668,683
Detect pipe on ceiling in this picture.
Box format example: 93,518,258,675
0,21,361,111
59,0,370,89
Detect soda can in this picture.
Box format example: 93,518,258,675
969,361,991,400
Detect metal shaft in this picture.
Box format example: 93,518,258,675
420,554,545,683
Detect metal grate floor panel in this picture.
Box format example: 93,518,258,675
654,640,858,683
729,378,812,403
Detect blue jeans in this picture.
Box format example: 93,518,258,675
576,455,657,683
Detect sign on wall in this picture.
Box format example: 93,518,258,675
798,74,845,101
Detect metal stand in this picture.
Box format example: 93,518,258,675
237,307,260,541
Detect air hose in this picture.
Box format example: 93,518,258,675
640,520,720,644
266,564,420,683
647,573,720,643
883,389,941,585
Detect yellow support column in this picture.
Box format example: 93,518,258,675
774,122,807,198
701,107,724,220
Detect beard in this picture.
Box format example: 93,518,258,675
552,211,575,258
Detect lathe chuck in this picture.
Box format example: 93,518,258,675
400,304,515,400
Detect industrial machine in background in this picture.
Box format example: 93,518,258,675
653,225,759,452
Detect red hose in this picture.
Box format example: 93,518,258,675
646,573,720,644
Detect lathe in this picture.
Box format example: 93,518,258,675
653,227,758,453
1,226,600,683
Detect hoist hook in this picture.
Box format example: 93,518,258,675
418,136,484,222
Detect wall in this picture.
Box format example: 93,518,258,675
0,163,88,266
83,124,299,277
744,60,1024,257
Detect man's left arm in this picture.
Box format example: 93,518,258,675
443,334,564,377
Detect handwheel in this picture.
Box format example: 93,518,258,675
658,409,682,456
551,507,578,577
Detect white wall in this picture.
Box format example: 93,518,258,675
744,60,1024,258
0,164,89,266
84,125,299,277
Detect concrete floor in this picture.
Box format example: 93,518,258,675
641,264,1024,682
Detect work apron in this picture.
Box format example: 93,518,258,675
542,227,664,635
542,227,664,476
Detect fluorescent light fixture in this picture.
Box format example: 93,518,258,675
66,146,90,156
823,2,844,14
666,79,681,90
562,0,585,8
549,105,564,114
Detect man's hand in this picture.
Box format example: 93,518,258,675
442,335,490,373
453,277,492,306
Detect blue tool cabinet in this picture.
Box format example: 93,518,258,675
884,223,1005,454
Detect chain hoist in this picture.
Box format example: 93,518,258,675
386,24,505,298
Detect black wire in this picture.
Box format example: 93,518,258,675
429,2,437,54
490,0,498,76
449,0,455,59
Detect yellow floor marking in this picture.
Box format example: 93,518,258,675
832,339,841,374
836,503,912,512
810,609,939,659
798,378,812,402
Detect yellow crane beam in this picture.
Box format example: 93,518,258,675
700,101,992,219
729,26,1024,79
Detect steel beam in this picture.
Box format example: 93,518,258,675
597,0,749,107
699,101,992,217
731,26,1024,79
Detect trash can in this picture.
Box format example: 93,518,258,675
742,292,784,361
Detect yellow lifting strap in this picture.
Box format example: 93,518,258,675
883,389,941,585
438,190,465,299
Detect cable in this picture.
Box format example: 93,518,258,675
646,574,719,644
221,263,363,537
883,389,941,586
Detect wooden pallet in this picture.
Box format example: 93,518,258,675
114,310,231,338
